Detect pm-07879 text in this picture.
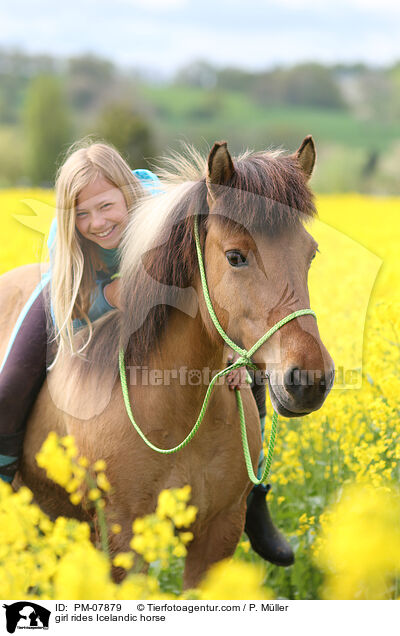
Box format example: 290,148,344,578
74,604,122,612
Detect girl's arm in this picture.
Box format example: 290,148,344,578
103,279,121,310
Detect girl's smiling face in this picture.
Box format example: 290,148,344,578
75,175,128,249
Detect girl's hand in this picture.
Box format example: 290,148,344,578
103,279,121,310
226,353,249,391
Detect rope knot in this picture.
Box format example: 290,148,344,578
235,355,257,370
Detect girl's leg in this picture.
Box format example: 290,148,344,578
244,380,294,566
0,287,49,482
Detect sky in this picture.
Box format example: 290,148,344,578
1,0,400,76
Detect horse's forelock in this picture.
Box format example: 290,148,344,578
211,152,316,235
118,176,208,366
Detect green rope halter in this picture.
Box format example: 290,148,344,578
119,215,316,484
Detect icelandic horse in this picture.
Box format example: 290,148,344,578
0,138,334,587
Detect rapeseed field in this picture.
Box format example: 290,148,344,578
0,190,399,599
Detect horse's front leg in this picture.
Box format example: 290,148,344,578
183,501,247,589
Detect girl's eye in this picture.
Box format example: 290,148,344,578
76,212,87,218
101,203,112,209
226,250,248,267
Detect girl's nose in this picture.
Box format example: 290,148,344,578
89,211,106,230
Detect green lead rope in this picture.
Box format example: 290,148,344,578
119,216,316,484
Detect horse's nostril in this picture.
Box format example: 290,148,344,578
284,366,301,394
319,368,334,392
283,364,334,405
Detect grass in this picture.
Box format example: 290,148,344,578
139,83,400,155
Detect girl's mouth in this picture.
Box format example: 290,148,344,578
93,225,117,240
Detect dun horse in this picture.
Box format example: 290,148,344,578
0,138,334,587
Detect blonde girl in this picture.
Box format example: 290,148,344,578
0,140,159,483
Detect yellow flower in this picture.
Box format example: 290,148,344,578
93,459,107,472
314,483,400,599
61,435,78,458
172,544,187,558
113,553,134,570
54,544,115,599
132,518,145,534
199,559,273,600
180,532,193,545
88,488,102,501
111,524,122,534
96,472,111,492
69,492,83,506
65,478,80,493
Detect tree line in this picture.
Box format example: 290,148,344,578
0,49,399,187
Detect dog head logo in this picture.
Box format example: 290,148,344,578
3,602,50,633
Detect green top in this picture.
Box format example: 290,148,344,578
72,246,120,329
97,246,120,271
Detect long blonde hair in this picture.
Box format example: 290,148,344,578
51,139,142,357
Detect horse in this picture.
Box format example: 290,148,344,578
0,137,334,588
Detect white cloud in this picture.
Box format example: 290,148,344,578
0,0,399,74
277,0,400,7
118,0,188,8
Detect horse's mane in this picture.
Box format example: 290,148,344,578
76,143,316,376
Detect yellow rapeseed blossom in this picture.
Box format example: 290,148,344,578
0,450,197,599
130,487,197,567
96,472,111,492
2,189,400,599
36,432,74,488
157,486,197,527
111,524,122,534
93,459,107,472
54,544,115,599
314,483,400,599
88,488,102,501
199,559,273,600
112,552,135,570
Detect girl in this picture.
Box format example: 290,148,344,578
0,139,292,566
0,140,158,483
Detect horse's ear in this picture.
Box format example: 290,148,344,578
294,135,316,180
206,141,235,201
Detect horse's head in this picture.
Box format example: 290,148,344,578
198,138,334,417
117,138,333,417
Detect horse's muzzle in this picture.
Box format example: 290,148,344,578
267,364,335,418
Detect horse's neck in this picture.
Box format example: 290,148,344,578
149,308,224,378
122,307,226,443
125,307,225,417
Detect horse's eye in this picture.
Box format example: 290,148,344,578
311,248,320,263
226,250,248,267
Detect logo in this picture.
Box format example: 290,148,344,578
3,603,50,633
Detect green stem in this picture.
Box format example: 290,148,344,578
95,500,110,557
86,474,109,557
